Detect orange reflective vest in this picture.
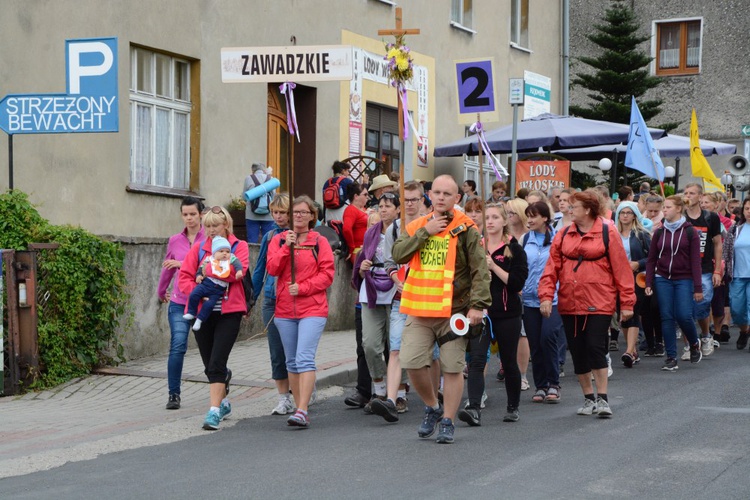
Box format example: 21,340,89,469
399,212,475,318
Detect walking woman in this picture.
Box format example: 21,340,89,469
539,190,635,418
614,201,652,368
644,195,703,371
267,195,335,427
178,206,249,430
343,182,370,263
157,196,205,410
724,198,750,350
251,193,293,415
459,202,528,426
522,201,564,405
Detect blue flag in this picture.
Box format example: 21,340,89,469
624,96,665,181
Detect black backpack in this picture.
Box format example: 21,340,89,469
198,241,255,313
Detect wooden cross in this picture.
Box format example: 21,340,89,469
378,7,420,228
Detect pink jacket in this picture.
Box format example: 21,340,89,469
539,217,635,316
157,227,206,304
266,230,335,319
178,233,249,315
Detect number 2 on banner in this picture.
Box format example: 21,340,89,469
455,58,499,124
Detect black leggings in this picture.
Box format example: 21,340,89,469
193,311,242,383
641,292,663,349
561,314,610,375
467,315,522,410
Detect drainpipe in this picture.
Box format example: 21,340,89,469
562,0,570,115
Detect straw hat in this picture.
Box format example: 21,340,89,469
368,174,397,193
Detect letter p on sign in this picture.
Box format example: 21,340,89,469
66,38,118,96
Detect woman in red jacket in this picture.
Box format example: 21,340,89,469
538,190,635,419
267,195,335,428
178,206,249,431
343,182,370,263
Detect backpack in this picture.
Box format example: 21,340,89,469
323,176,346,209
559,221,610,272
198,241,256,313
325,220,349,258
249,174,272,215
279,232,320,261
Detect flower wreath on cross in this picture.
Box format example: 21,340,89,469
384,35,413,87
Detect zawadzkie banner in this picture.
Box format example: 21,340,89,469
515,160,570,192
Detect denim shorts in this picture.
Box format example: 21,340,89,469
692,273,714,321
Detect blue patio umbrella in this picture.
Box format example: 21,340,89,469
433,113,666,157
551,133,736,161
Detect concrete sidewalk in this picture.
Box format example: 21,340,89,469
0,329,357,479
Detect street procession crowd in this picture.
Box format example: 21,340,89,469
157,160,750,444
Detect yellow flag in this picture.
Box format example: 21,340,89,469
690,109,724,191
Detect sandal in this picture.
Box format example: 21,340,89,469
544,386,560,404
531,388,547,403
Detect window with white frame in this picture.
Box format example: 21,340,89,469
130,46,192,190
451,0,473,30
510,0,529,48
655,19,701,76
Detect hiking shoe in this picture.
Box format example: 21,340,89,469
344,391,369,408
737,331,750,350
719,325,731,343
435,418,455,444
272,397,295,415
621,352,634,368
458,407,481,427
371,398,399,423
224,368,232,396
418,405,444,438
609,339,619,351
219,400,232,420
654,343,665,357
287,410,309,428
202,409,221,430
577,398,598,416
364,395,386,414
681,345,691,361
662,357,679,371
596,397,612,418
503,407,520,422
700,337,714,357
545,386,561,404
166,393,180,410
690,343,703,364
395,397,409,414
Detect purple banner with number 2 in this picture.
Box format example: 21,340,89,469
456,60,495,114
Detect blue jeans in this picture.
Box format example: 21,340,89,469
275,317,327,373
246,219,274,244
730,277,750,326
187,279,226,322
523,306,562,389
263,298,287,380
654,276,700,359
692,273,714,321
167,301,191,395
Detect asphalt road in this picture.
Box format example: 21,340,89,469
3,346,750,500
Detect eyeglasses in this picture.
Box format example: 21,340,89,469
404,197,421,204
506,211,516,216
293,211,312,217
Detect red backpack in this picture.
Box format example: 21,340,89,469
323,176,346,209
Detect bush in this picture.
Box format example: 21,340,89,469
0,191,128,389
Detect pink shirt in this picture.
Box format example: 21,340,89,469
157,227,205,305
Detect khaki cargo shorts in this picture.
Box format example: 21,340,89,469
400,315,467,374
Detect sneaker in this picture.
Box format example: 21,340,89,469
621,352,634,368
607,354,613,378
719,325,731,343
480,391,488,408
364,395,386,414
654,343,665,357
609,339,619,351
690,342,703,364
435,418,455,444
700,336,714,357
202,409,221,430
596,397,612,418
503,407,520,422
737,331,750,350
643,347,656,357
577,398,598,415
371,398,399,423
219,400,232,420
662,357,679,371
272,397,295,415
395,397,409,414
224,368,232,396
418,405,444,438
457,407,481,427
344,391,369,408
632,352,641,365
681,345,691,361
521,377,530,391
287,410,309,427
166,393,180,410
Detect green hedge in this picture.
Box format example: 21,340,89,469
0,191,128,389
